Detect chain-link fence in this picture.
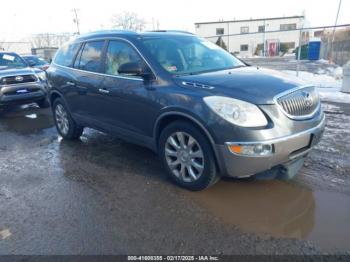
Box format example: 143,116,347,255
320,39,350,66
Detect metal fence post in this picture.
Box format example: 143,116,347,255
296,28,302,77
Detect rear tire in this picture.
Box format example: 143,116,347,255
159,120,220,191
52,98,83,140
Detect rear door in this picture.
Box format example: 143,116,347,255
48,42,81,115
72,40,106,125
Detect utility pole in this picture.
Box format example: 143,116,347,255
72,8,80,35
296,15,305,77
262,19,266,56
329,0,342,62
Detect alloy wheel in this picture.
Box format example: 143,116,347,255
165,132,204,183
55,104,69,136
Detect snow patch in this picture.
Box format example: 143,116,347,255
318,87,350,104
282,70,350,104
282,70,342,88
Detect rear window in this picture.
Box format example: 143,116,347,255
54,43,80,67
75,41,105,73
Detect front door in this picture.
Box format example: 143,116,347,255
97,40,158,141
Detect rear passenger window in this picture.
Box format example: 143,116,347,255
54,43,80,67
104,40,143,76
76,41,105,73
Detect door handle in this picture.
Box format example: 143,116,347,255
66,81,76,86
98,88,110,94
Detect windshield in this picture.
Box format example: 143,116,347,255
23,56,48,66
0,53,27,70
141,36,245,75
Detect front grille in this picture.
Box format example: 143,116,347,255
276,86,320,119
1,75,37,85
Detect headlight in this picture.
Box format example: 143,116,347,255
203,96,268,127
36,71,47,81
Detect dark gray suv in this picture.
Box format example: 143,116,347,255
47,30,325,191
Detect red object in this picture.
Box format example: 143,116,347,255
268,42,277,56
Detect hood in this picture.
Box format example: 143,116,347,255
175,67,306,104
0,67,40,77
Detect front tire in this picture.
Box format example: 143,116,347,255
159,120,220,191
52,98,83,140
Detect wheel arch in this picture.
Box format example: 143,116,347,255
49,90,63,105
154,111,222,173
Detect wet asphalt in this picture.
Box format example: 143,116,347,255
0,101,349,255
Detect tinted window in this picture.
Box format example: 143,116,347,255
23,56,48,66
104,40,142,76
0,53,27,69
54,43,80,67
76,41,104,72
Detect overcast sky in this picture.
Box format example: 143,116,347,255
1,0,349,41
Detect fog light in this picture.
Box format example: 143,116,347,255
227,143,273,156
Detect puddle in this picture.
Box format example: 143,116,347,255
187,180,350,251
0,104,54,134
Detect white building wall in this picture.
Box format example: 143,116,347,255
195,17,305,57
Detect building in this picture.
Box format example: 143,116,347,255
31,47,58,62
195,16,308,57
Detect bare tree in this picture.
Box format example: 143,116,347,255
28,33,72,48
111,12,146,32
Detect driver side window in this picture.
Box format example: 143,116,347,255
104,40,142,76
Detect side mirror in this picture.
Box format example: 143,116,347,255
118,62,152,79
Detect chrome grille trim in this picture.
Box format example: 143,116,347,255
274,85,320,120
1,74,38,85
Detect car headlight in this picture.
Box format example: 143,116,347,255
36,71,47,81
203,96,268,127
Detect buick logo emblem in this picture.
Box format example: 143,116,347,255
15,76,24,82
302,91,313,107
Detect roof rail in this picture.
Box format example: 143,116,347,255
147,30,194,35
76,30,138,38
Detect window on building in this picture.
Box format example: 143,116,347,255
280,42,295,53
240,26,249,34
258,25,265,33
240,44,249,51
280,23,297,31
216,28,224,35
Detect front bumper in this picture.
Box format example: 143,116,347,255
215,115,325,178
0,82,47,106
